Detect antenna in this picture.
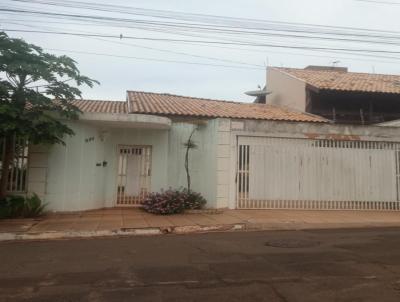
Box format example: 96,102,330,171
332,60,340,67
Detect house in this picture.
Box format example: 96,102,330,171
6,91,400,212
263,66,400,124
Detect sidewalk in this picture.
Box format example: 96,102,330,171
1,208,400,241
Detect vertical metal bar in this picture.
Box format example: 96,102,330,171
15,140,20,191
19,140,25,191
241,145,244,208
237,145,241,208
246,145,250,206
236,144,240,209
8,135,16,192
241,145,245,208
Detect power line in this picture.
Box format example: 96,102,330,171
4,1,400,68
2,21,265,68
8,0,400,37
42,48,265,70
355,0,400,5
3,5,400,42
5,19,400,64
5,28,400,55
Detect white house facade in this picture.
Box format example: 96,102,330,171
7,91,400,212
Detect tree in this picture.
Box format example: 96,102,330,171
183,127,198,192
0,32,98,198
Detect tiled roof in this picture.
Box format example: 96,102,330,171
127,91,326,123
275,67,400,94
72,99,127,113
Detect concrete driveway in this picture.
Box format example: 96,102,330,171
2,228,400,301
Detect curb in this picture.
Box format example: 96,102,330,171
0,224,246,242
1,222,400,242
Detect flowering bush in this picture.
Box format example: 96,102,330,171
181,189,207,210
141,189,186,215
141,189,207,215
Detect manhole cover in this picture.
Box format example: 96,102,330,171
265,239,320,248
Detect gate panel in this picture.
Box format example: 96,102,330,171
116,145,151,206
237,137,400,210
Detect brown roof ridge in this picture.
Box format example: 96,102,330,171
127,90,248,105
72,98,126,103
273,66,400,78
127,90,327,123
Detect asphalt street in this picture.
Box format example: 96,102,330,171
1,228,400,301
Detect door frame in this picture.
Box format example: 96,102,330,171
114,144,152,207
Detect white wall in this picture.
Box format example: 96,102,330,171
43,122,107,211
167,121,218,207
27,118,220,211
266,67,307,111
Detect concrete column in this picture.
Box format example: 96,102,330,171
216,119,231,208
27,144,49,200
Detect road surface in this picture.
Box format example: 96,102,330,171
1,228,400,301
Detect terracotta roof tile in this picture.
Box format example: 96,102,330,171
127,91,327,123
72,99,127,113
275,67,400,94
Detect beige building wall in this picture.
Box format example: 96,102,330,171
266,67,307,111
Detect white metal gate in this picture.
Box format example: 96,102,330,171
237,137,400,210
116,145,151,206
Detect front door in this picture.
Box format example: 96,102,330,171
116,145,152,206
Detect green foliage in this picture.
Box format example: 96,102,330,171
181,189,207,210
0,31,98,198
0,195,25,218
0,193,46,219
0,31,98,145
141,188,207,215
24,193,47,218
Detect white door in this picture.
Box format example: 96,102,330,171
116,145,152,206
237,137,400,210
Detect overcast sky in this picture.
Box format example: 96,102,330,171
1,0,400,102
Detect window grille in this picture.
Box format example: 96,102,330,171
0,137,29,193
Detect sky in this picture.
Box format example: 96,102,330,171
1,0,400,102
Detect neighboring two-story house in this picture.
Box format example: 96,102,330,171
262,66,400,125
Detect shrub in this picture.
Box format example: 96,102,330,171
0,195,25,218
141,188,207,215
23,194,47,218
181,189,207,210
0,194,46,219
141,189,186,215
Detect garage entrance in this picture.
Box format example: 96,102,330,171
236,136,400,210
